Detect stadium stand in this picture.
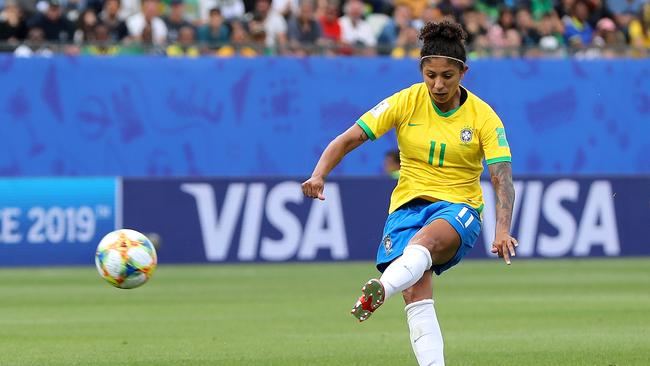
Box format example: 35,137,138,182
0,0,648,57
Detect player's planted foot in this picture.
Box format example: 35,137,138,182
350,279,385,322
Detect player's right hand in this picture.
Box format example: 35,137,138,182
301,176,326,200
491,231,518,265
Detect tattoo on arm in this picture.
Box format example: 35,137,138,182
358,132,369,142
489,162,515,233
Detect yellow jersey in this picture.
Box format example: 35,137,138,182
357,83,511,214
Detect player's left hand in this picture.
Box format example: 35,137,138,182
491,232,518,265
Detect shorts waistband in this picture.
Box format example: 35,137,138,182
398,198,437,210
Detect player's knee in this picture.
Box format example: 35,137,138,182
403,289,421,304
402,274,432,303
412,236,447,263
402,283,431,304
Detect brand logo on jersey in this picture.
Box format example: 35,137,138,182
408,122,423,127
460,127,473,143
382,234,393,254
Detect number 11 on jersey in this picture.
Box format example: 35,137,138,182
429,140,446,167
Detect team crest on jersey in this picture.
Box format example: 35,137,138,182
382,235,393,254
460,127,473,143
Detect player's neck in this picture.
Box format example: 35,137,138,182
431,87,461,113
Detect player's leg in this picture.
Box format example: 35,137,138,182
379,219,460,300
403,272,444,366
397,209,479,365
351,243,434,322
351,219,460,322
396,220,460,366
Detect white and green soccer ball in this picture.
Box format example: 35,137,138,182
95,229,157,289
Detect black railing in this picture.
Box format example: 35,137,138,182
1,41,648,58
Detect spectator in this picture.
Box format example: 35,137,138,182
73,8,98,43
461,6,489,52
365,0,391,15
383,149,400,179
164,0,194,43
487,7,522,56
390,24,419,58
377,4,413,53
14,26,54,56
628,2,650,51
220,0,246,21
272,0,299,19
287,0,324,54
164,0,201,24
393,0,427,19
414,5,446,30
587,0,615,28
27,0,74,42
476,0,501,20
515,7,540,49
536,11,566,56
609,0,645,15
0,0,27,43
249,0,287,52
314,0,327,18
216,18,258,55
563,0,593,49
529,0,554,20
82,23,123,55
318,0,340,43
13,0,38,19
166,24,200,55
84,0,106,14
449,0,474,22
99,0,129,41
120,0,142,20
590,16,626,57
555,0,574,19
339,0,377,53
199,0,245,21
126,0,168,45
197,7,229,47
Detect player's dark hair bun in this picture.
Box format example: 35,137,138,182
418,20,467,44
418,20,468,69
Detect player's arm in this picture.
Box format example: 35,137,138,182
487,161,518,265
302,124,369,200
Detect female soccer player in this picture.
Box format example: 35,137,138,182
301,20,518,365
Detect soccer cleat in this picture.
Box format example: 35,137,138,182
350,279,385,322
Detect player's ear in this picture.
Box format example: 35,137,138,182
460,65,469,79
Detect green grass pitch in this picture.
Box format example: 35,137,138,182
0,258,648,365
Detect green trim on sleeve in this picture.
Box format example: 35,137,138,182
486,156,512,165
477,204,484,215
356,119,376,141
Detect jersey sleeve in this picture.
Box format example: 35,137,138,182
356,91,405,141
479,111,512,165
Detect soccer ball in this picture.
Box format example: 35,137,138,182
95,229,157,289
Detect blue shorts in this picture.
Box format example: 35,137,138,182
376,199,482,275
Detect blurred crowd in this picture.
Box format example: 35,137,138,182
0,0,649,57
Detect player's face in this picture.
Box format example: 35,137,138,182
421,58,467,106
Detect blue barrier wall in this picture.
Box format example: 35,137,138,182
1,56,649,177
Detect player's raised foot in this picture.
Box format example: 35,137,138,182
350,279,385,322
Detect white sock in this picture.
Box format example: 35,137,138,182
379,244,432,299
406,299,445,366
